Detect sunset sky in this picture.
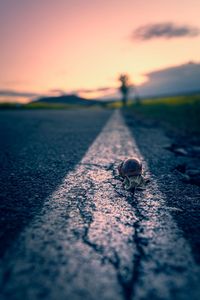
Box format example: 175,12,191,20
0,0,200,102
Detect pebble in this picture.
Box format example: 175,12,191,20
174,148,188,156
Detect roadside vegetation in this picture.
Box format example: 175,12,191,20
107,94,200,135
131,94,200,135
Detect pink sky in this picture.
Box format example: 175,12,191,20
0,0,200,102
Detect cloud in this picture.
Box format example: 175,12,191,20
137,62,200,97
0,89,40,98
132,22,200,40
1,80,29,87
48,89,66,96
0,87,116,102
76,87,114,94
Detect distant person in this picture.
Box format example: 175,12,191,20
119,74,129,107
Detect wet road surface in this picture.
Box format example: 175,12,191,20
0,109,200,300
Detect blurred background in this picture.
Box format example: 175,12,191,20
0,0,200,133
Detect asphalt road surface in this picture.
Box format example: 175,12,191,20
0,109,199,300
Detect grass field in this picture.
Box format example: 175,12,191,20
127,94,200,135
106,94,200,134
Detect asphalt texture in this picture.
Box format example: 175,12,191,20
0,109,112,258
122,110,200,265
0,109,200,300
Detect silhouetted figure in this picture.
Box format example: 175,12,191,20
119,74,129,107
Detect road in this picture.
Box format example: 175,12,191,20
0,109,199,300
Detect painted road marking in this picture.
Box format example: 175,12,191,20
0,110,199,300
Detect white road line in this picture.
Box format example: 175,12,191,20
0,110,199,300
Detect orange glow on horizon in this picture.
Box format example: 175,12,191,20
0,0,200,102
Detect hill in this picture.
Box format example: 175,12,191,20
34,94,100,106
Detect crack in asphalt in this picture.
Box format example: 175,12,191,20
125,194,147,300
81,220,134,300
1,110,199,300
75,164,146,300
75,176,129,298
80,202,145,300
